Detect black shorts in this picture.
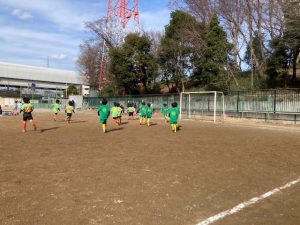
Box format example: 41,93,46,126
67,113,72,117
129,112,134,116
23,113,33,121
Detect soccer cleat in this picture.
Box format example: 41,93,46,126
22,129,26,133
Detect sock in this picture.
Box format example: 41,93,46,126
30,120,37,130
102,124,106,132
22,121,26,130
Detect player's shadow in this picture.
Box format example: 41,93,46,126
107,127,124,133
40,127,59,133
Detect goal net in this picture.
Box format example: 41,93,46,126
180,91,225,123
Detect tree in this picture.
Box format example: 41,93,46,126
200,13,232,88
65,85,79,97
266,37,289,77
244,31,266,71
77,41,101,88
283,0,300,83
159,10,200,92
109,33,158,94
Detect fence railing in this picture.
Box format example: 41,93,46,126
226,89,300,114
83,89,300,115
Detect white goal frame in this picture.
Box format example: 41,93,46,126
179,91,225,123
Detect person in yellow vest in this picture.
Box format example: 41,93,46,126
20,97,37,132
51,99,61,121
65,101,75,124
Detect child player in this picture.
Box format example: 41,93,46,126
20,97,37,132
98,98,110,133
127,103,135,120
146,103,154,126
51,99,61,121
139,102,147,125
117,103,123,125
65,101,75,124
169,102,180,133
161,103,169,123
111,102,121,125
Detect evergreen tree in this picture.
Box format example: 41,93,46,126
109,33,158,94
201,13,232,87
159,10,199,92
266,37,289,79
283,0,300,83
244,31,265,70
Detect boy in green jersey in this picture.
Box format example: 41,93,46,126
139,102,147,125
169,102,180,133
127,103,135,120
51,99,61,121
98,98,110,133
146,103,154,126
20,97,37,132
65,101,75,124
161,103,169,123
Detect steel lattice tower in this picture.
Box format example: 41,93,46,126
99,0,140,92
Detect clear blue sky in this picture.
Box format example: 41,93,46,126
0,0,171,70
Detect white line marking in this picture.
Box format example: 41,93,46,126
196,177,300,225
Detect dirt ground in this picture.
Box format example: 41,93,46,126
0,111,299,225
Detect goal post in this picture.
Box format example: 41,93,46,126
180,91,225,123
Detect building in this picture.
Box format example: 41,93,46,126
0,61,89,107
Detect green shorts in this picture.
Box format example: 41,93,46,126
100,119,108,124
170,120,178,125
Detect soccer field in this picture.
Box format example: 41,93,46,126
0,111,299,225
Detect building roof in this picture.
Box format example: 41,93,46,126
0,61,83,85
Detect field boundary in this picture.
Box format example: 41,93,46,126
196,177,300,225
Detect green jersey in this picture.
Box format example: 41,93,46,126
169,107,179,124
140,105,147,117
21,103,34,113
52,103,60,113
161,106,168,116
98,105,110,121
146,106,154,118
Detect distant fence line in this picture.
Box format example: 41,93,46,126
83,89,300,114
2,88,300,117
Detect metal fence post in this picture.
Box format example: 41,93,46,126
273,90,277,113
237,91,240,113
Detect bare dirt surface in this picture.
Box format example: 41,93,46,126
0,111,299,225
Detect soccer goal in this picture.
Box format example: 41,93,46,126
180,91,225,123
